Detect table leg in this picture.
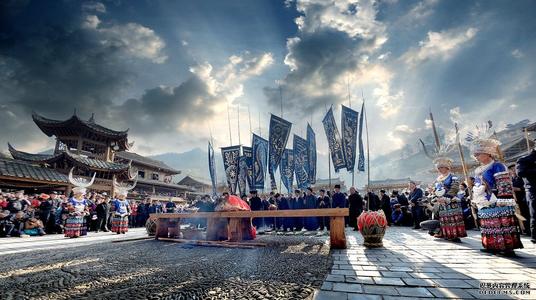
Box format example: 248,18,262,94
155,218,169,239
329,216,347,249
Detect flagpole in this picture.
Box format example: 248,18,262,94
279,85,283,118
227,101,233,145
364,99,370,210
325,104,332,191
347,75,351,108
238,103,242,147
248,105,253,144
278,87,284,192
525,127,531,154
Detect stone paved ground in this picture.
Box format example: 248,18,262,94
314,227,536,300
0,228,331,300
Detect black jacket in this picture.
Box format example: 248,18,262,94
517,150,536,203
249,196,263,211
96,203,109,217
348,193,363,212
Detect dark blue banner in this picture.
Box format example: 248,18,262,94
268,114,292,190
322,107,346,172
242,146,254,190
280,149,295,193
358,102,365,172
208,141,217,197
293,134,309,190
252,134,268,190
238,154,248,196
306,124,316,184
341,105,359,172
221,145,240,194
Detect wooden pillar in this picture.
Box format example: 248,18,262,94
155,217,169,239
329,216,347,249
77,135,83,154
168,219,180,238
105,145,112,162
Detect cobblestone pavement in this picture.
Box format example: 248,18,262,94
315,227,536,300
0,229,332,300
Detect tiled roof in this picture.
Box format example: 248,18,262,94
136,178,193,191
8,143,63,163
177,175,211,186
32,112,130,151
33,112,128,138
64,150,130,172
0,158,68,183
115,151,179,174
7,144,130,173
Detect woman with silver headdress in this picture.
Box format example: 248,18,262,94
430,156,467,241
470,125,523,255
111,177,136,234
420,153,467,241
65,168,95,238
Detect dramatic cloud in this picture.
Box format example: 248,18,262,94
264,0,399,120
403,27,478,66
1,0,535,168
0,1,166,151
112,52,274,142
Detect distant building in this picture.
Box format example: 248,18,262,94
177,175,212,194
4,112,190,196
365,178,420,192
311,177,347,192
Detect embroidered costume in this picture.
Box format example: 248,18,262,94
432,156,467,240
65,168,95,238
469,124,523,253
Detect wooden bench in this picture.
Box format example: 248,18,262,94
150,208,349,249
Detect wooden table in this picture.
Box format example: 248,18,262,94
150,208,349,249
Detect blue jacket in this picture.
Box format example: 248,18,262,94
392,210,404,224
332,192,346,208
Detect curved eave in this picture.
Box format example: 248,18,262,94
64,151,129,173
32,112,129,142
8,143,64,164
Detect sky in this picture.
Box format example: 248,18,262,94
1,0,535,161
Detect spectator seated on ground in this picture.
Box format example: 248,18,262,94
401,206,414,227
392,204,404,226
0,209,13,237
24,217,46,236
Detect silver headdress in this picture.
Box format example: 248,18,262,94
113,167,138,197
465,120,501,158
68,167,96,195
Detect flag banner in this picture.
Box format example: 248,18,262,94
238,155,248,196
293,134,310,189
306,124,317,184
322,107,346,172
358,102,365,172
252,134,268,189
341,105,359,172
280,149,295,193
221,145,240,194
208,141,217,197
243,146,254,190
268,114,292,190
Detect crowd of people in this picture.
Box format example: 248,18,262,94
1,131,535,259
0,189,174,238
